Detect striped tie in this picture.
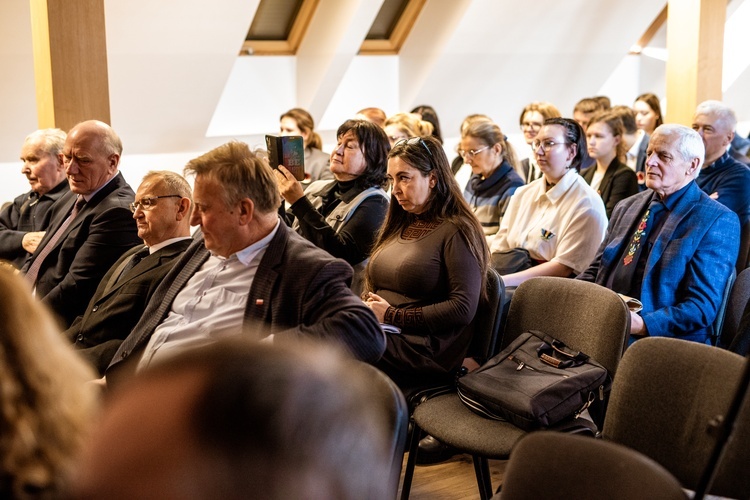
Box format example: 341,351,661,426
25,195,85,286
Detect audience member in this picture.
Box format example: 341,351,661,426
593,95,612,110
411,105,443,144
451,114,493,189
74,339,393,500
106,142,384,386
364,135,488,389
573,97,604,131
279,107,332,183
0,268,97,498
611,105,649,189
490,118,607,286
729,132,750,165
64,171,193,375
21,120,140,328
275,119,390,294
460,120,523,241
578,125,739,344
355,107,387,129
581,111,639,218
633,93,663,135
384,112,433,147
517,102,561,183
691,100,750,226
0,129,69,269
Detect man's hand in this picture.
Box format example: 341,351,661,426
22,231,45,253
629,311,646,335
709,191,719,200
273,166,305,205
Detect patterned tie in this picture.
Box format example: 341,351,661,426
623,199,663,266
25,195,85,286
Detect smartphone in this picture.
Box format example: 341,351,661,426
266,134,306,182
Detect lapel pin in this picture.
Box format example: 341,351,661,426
255,299,264,306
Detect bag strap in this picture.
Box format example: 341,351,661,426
529,330,589,369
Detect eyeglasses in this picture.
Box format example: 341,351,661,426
531,140,568,152
458,146,490,160
521,121,543,130
130,195,181,213
394,137,433,157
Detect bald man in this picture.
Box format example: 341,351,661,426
22,120,140,327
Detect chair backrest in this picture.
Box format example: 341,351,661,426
602,337,750,498
501,277,630,377
358,363,409,498
711,268,735,345
501,432,687,500
464,267,505,364
737,217,750,274
719,267,750,350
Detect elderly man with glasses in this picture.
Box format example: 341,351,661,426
64,171,193,375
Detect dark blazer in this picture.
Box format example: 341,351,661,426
22,172,140,327
65,239,191,375
106,222,385,384
0,180,70,268
578,182,739,343
581,158,639,218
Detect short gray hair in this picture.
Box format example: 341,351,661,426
653,124,705,175
24,128,67,156
695,100,737,133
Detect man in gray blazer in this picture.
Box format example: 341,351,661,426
106,142,385,387
65,171,193,375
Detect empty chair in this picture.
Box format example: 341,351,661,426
602,337,750,499
402,277,630,499
501,432,686,500
718,267,750,353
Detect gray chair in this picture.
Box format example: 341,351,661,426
718,267,750,352
399,268,505,496
501,432,687,500
602,337,750,499
403,277,631,499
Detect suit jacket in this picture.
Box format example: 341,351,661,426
578,182,739,343
106,222,385,384
22,172,140,327
65,239,191,375
581,158,639,218
0,180,70,268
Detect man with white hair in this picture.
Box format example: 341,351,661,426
579,124,739,344
692,100,750,226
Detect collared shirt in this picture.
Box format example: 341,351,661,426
626,130,646,171
81,172,119,202
490,169,607,273
149,236,192,254
137,220,280,370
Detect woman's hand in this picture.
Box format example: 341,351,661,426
364,292,390,322
273,166,305,205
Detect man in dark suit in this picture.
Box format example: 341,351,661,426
578,124,739,344
692,100,750,226
0,129,70,268
105,141,385,386
65,171,193,375
22,120,141,327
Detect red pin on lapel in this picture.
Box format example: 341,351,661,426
255,299,264,306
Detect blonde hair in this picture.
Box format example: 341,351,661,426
463,120,519,172
384,112,434,138
0,269,97,498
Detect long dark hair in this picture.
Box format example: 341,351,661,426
335,119,390,189
366,135,489,297
544,117,588,172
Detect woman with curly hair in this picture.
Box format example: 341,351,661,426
0,268,97,498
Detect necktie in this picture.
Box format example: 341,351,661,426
119,246,150,280
25,196,85,286
623,199,663,266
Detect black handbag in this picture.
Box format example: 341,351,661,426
490,248,535,275
457,330,608,431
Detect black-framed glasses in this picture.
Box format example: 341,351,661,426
458,145,490,160
394,137,433,157
129,195,181,213
531,139,568,152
